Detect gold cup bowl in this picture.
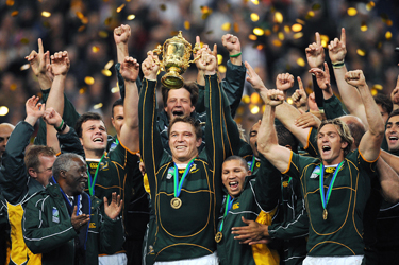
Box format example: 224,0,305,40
153,31,200,89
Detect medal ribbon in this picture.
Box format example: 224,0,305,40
218,195,234,232
319,161,344,210
60,189,81,216
87,153,105,196
173,159,195,198
249,156,255,173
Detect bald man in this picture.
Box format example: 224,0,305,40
0,123,15,160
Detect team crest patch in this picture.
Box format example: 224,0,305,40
100,161,109,171
189,163,197,173
52,207,60,224
232,202,239,210
167,167,173,179
310,166,320,179
89,223,96,229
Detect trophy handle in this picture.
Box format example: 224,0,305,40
152,45,164,70
188,55,200,64
188,42,201,64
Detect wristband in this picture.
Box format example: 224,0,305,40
332,63,345,69
229,52,242,58
55,120,66,132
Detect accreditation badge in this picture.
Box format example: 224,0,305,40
167,167,173,179
52,207,60,224
310,166,320,179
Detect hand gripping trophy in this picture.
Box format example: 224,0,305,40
153,31,200,89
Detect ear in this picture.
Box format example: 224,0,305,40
247,170,252,176
285,144,293,151
190,105,195,113
196,137,202,147
111,117,115,127
341,141,349,149
79,137,84,146
28,167,37,179
59,170,67,180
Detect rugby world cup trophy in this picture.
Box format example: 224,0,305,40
153,31,200,89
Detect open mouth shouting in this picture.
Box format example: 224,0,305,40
172,110,184,117
229,181,239,192
321,145,331,154
388,135,398,145
93,137,104,143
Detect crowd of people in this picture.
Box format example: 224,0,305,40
1,1,399,265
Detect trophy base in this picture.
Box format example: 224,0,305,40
161,69,184,89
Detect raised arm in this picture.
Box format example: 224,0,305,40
1,96,45,204
329,28,367,127
257,89,291,173
276,72,294,99
119,56,140,152
138,52,163,192
391,75,399,111
25,38,52,91
346,70,385,161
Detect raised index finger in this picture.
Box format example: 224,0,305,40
297,76,304,90
38,38,44,55
341,28,346,46
315,32,321,47
245,61,254,77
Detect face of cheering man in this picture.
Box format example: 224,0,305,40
222,158,251,198
29,155,57,187
317,124,348,165
62,157,88,196
164,88,195,121
80,120,107,153
0,123,14,158
111,105,124,138
169,121,202,164
386,115,399,153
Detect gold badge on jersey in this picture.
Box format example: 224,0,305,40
232,202,239,210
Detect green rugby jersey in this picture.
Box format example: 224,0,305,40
284,149,378,256
139,75,225,263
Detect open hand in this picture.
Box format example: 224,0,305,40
71,206,90,231
104,192,122,220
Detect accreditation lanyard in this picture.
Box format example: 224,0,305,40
319,161,344,211
87,154,105,197
173,159,195,198
60,189,81,216
218,195,234,232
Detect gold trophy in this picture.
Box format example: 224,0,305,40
153,31,200,89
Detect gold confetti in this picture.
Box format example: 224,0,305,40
160,4,166,11
292,23,302,32
251,0,259,5
274,12,283,23
221,22,231,31
20,38,29,44
265,29,271,36
272,24,279,32
286,98,293,105
251,92,261,104
217,54,222,65
256,45,264,51
218,65,227,73
312,3,321,11
272,39,282,48
98,31,108,38
10,84,17,91
296,19,305,25
84,76,95,85
101,69,112,76
250,105,260,114
233,23,239,32
201,6,213,19
297,58,305,67
242,94,250,104
184,21,190,30
253,28,264,36
94,103,103,109
385,31,392,39
104,17,112,25
305,11,314,19
347,7,357,16
373,84,383,90
250,13,259,22
0,106,9,116
386,20,393,26
248,34,257,41
41,12,51,18
117,3,125,13
92,46,99,53
5,0,14,6
356,49,365,56
78,25,86,32
20,64,30,71
77,12,84,20
320,35,329,48
79,87,86,94
278,32,284,40
293,32,303,39
127,14,135,20
371,88,378,96
284,25,290,33
111,86,120,93
11,11,18,17
104,60,114,70
361,22,367,32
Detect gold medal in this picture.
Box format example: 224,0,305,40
322,209,328,220
170,197,182,209
215,231,222,243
